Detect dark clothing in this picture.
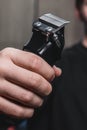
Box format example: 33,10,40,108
28,42,87,130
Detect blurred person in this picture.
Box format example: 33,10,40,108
28,0,87,130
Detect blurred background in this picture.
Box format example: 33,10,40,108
0,0,84,50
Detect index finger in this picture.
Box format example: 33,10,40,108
9,48,55,81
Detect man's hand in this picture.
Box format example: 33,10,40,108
0,48,62,118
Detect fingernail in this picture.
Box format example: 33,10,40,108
51,74,55,81
53,65,62,76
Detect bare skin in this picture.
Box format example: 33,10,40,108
0,48,62,119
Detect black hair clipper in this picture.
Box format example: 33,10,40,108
23,13,69,66
0,14,69,128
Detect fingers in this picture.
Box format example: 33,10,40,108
0,96,34,118
4,63,52,96
0,48,62,119
0,80,43,108
7,48,55,81
53,65,62,77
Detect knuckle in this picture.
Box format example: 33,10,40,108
0,60,13,77
22,92,34,104
1,47,13,57
33,75,42,86
1,61,13,77
35,75,42,84
32,55,42,70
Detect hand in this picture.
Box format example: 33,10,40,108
0,48,62,119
